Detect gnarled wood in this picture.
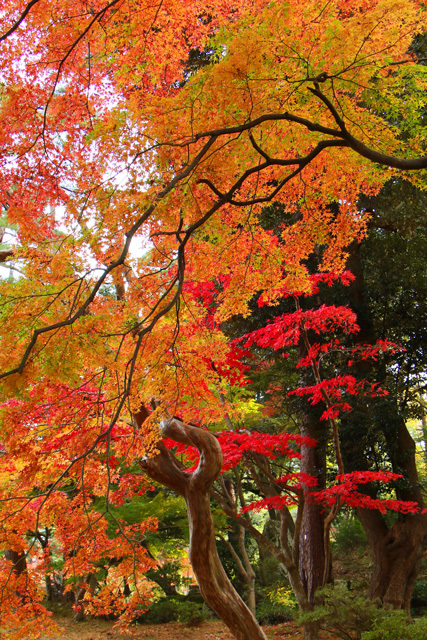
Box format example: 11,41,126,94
135,407,268,640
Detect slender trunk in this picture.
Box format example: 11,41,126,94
212,480,320,640
220,476,257,614
298,341,331,602
219,527,257,614
135,408,268,640
45,574,54,601
37,528,55,602
185,487,264,640
237,525,257,615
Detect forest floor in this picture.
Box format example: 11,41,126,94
40,616,308,640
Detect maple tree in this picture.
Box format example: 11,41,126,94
233,215,427,615
0,1,427,639
203,271,424,632
129,271,422,640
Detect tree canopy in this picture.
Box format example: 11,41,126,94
0,1,426,639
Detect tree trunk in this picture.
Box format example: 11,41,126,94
185,486,264,639
299,427,330,601
218,476,258,614
343,241,427,610
4,549,27,576
135,408,268,640
5,548,27,604
357,419,427,609
73,572,98,621
359,508,427,609
298,341,331,602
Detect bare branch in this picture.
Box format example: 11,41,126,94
0,0,42,42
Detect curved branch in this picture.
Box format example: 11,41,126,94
0,135,216,380
193,103,427,171
194,112,343,141
158,416,223,492
0,0,42,42
345,135,427,170
310,85,427,170
135,407,267,640
0,249,14,263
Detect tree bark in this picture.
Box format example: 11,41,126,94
4,549,27,576
358,507,427,609
5,548,27,604
135,407,268,640
343,241,427,610
298,340,331,602
360,418,427,609
211,476,320,639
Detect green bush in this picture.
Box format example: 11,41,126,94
256,586,297,624
411,580,427,614
142,597,210,625
256,599,294,625
175,600,209,625
298,584,427,640
361,611,427,640
297,583,380,640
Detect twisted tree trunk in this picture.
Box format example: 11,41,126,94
135,407,267,640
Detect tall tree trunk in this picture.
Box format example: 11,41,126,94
135,408,268,640
298,341,331,602
343,241,427,609
361,418,427,609
212,494,321,640
358,508,427,609
218,525,257,614
299,412,331,601
218,475,258,614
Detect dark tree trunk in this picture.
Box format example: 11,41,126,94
145,567,180,597
299,414,331,601
298,342,331,602
135,408,268,640
360,418,427,609
359,508,427,609
5,548,27,604
73,572,97,621
343,241,427,610
4,549,27,576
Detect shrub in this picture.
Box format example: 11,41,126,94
142,597,210,625
175,600,210,625
361,611,427,640
297,583,380,640
298,584,427,640
411,580,427,614
256,586,297,624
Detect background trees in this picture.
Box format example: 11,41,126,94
0,1,427,639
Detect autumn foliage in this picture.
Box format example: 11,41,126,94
0,0,426,637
